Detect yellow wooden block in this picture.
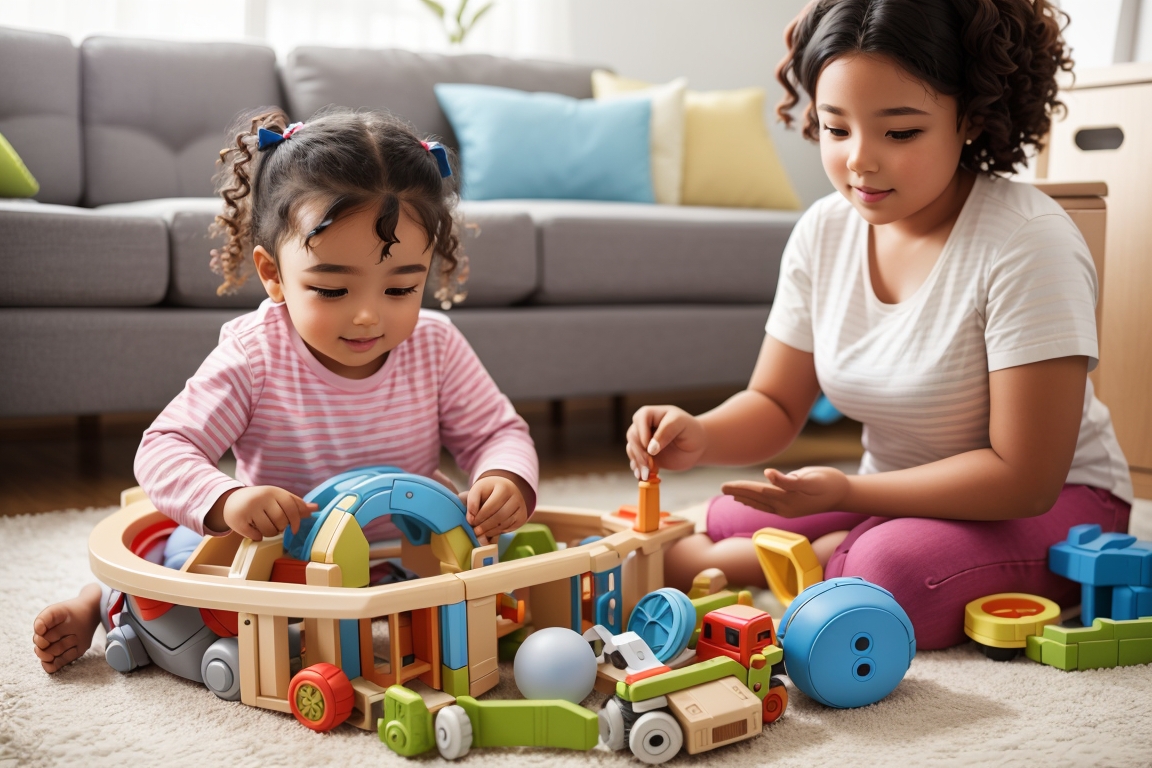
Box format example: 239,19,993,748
431,526,475,573
309,510,345,562
323,511,370,588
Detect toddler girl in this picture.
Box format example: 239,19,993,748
34,106,537,672
627,0,1133,650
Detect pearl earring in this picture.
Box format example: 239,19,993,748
965,139,973,145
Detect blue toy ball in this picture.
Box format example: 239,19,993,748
513,627,597,704
778,577,916,709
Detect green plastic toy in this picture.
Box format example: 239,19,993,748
434,696,599,759
379,685,436,756
1025,615,1152,671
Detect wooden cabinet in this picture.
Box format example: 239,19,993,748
1040,62,1152,499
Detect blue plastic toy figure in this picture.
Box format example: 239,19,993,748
1049,524,1152,625
777,577,915,708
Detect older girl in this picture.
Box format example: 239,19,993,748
627,0,1132,649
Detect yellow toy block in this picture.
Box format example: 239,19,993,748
964,593,1061,648
688,568,728,600
311,511,369,588
751,527,823,607
431,526,475,573
309,510,345,562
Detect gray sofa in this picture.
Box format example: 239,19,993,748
0,26,801,418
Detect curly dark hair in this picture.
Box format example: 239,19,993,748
775,0,1074,176
210,106,467,306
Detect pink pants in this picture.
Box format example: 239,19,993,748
706,484,1131,650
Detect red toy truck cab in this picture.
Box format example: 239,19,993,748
696,604,776,668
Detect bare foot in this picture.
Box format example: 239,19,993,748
33,582,103,673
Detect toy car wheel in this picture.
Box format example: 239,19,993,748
435,705,473,760
599,697,627,751
201,637,241,701
762,676,789,724
628,711,682,764
289,663,354,732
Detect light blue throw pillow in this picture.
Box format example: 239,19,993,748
434,83,654,203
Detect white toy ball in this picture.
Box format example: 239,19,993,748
513,627,597,703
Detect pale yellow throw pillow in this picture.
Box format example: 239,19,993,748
592,70,686,205
592,71,800,210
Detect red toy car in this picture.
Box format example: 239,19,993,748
696,604,776,668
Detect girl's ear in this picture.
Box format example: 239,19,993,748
253,245,284,302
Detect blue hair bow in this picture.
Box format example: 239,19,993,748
421,141,452,178
257,122,304,151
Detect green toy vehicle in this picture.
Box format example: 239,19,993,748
379,685,599,759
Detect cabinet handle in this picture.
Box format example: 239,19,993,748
1074,127,1124,151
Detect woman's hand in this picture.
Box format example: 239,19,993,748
720,466,849,518
207,486,318,540
626,405,708,477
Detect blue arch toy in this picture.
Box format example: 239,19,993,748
284,466,477,561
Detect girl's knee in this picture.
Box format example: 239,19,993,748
834,525,967,649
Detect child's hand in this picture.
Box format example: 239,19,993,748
721,466,849,519
627,405,707,477
463,473,530,539
207,486,318,540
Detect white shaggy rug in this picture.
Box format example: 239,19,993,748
3,469,1152,768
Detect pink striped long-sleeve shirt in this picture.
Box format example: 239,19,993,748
135,299,538,535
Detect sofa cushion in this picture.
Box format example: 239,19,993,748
98,198,538,309
449,305,770,400
282,46,599,148
0,307,244,417
81,36,281,206
0,200,167,307
97,198,266,309
435,84,654,203
463,200,800,305
0,26,82,205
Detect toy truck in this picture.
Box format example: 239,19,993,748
595,623,788,764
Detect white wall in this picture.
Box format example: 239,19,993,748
566,0,832,208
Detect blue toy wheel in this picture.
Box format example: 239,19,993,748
628,588,695,663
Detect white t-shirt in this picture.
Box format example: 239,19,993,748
767,175,1133,504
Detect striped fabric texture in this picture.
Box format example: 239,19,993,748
135,301,538,534
766,176,1133,504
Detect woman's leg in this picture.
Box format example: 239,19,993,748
824,485,1131,650
664,495,871,591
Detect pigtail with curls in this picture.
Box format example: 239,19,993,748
209,108,289,295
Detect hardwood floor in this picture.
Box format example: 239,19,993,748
0,386,863,516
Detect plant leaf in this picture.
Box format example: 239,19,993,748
419,0,446,19
466,1,494,31
455,0,469,27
